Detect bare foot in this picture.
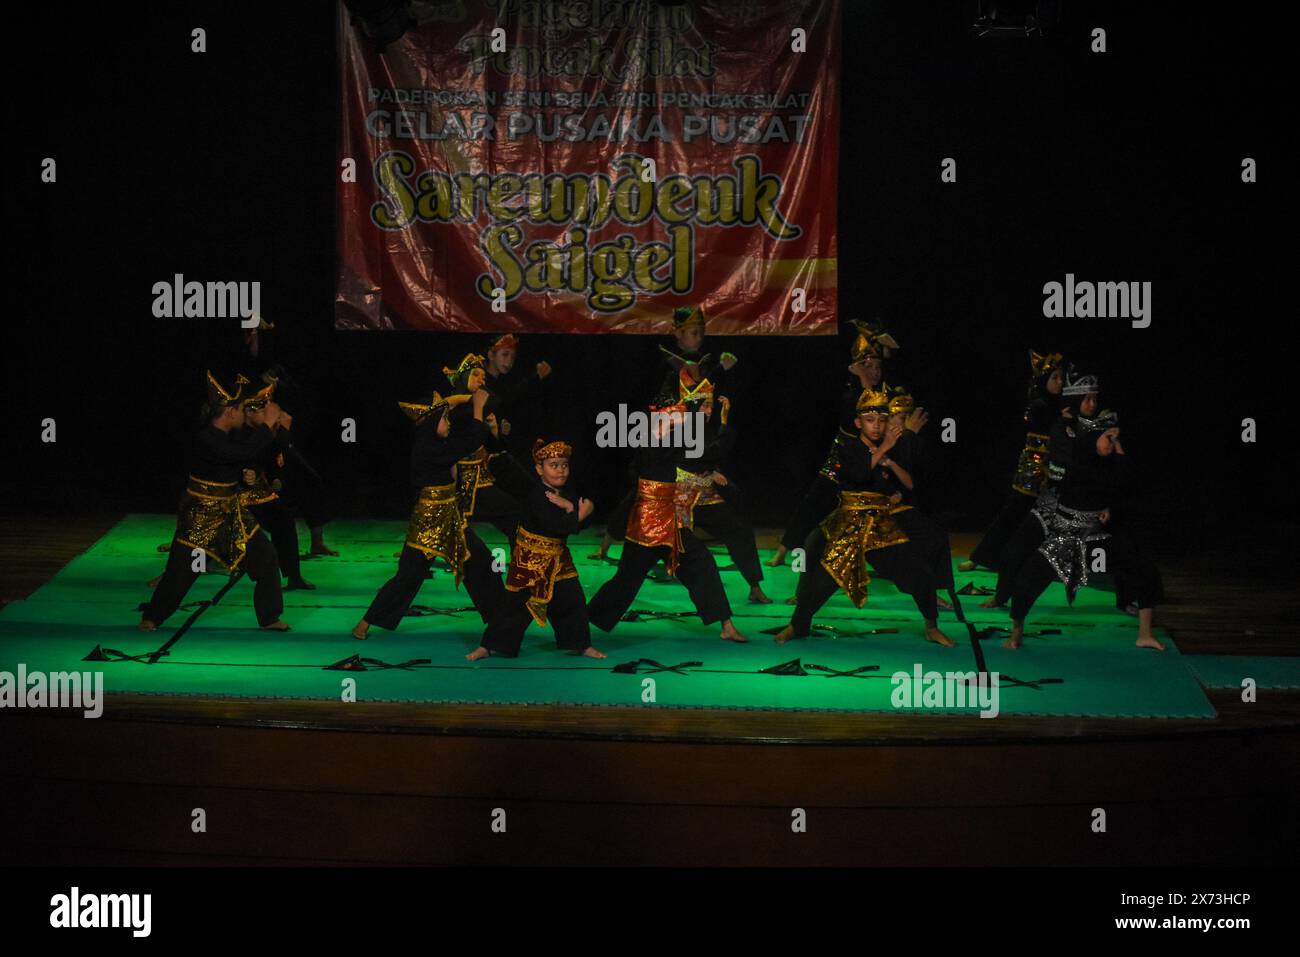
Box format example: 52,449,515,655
720,620,748,643
937,594,952,609
351,619,369,641
262,620,291,632
772,624,796,644
582,646,608,659
1136,633,1166,651
764,546,788,568
924,622,956,648
747,585,773,604
979,596,1003,609
1001,622,1024,650
137,619,158,632
466,646,490,661
957,559,977,572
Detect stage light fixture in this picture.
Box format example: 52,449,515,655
972,0,1061,38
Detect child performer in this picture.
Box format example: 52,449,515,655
139,371,291,632
586,396,748,642
467,439,606,660
960,350,1065,571
1001,416,1165,651
351,388,505,640
771,389,956,647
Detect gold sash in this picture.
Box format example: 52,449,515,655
506,526,578,627
818,490,909,608
404,483,470,586
175,476,261,571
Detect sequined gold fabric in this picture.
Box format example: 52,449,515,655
626,478,682,574
454,446,495,517
1011,431,1051,497
175,476,261,571
819,490,909,608
506,526,578,626
405,483,470,585
239,471,278,507
673,468,720,530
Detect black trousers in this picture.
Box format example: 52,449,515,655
468,485,523,543
790,528,939,635
780,473,840,551
603,484,637,542
142,531,283,627
587,531,733,631
693,499,763,586
250,499,302,580
893,507,954,590
1009,529,1164,621
364,531,505,631
968,491,1035,570
276,456,331,530
481,577,591,657
994,512,1047,606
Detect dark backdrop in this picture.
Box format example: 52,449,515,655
7,1,1286,557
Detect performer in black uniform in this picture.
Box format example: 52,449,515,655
982,364,1100,609
771,388,956,647
885,385,953,604
139,371,291,632
673,368,772,604
766,320,898,568
589,304,736,562
482,333,553,501
238,375,316,591
467,438,606,660
443,353,524,542
960,350,1065,572
351,388,505,639
1000,414,1165,651
586,395,747,642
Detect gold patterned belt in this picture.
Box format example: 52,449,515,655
625,478,682,573
405,483,470,584
176,477,259,571
185,475,239,500
506,526,578,627
673,468,721,529
818,490,909,608
455,446,495,517
1012,431,1051,497
240,472,278,506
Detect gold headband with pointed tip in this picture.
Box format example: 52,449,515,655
532,438,573,463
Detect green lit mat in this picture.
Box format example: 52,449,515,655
1185,656,1300,690
0,514,1217,718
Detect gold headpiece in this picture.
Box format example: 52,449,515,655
855,388,891,415
1029,350,1064,378
671,305,707,332
488,334,518,354
678,368,715,404
887,385,914,415
442,353,486,392
848,320,899,364
398,392,449,425
532,438,573,463
241,379,276,412
206,370,249,410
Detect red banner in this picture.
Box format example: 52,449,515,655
336,0,839,335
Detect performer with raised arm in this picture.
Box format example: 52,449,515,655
771,388,956,647
767,320,897,568
586,395,747,643
482,333,553,500
351,387,505,640
960,350,1065,572
467,438,606,660
1000,414,1165,651
443,352,523,542
672,369,772,604
139,371,292,633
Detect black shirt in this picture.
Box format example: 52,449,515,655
521,481,583,539
410,413,488,489
190,424,286,485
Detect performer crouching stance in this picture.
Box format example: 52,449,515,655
772,389,956,647
586,399,748,642
351,388,504,640
467,440,606,660
140,371,291,632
